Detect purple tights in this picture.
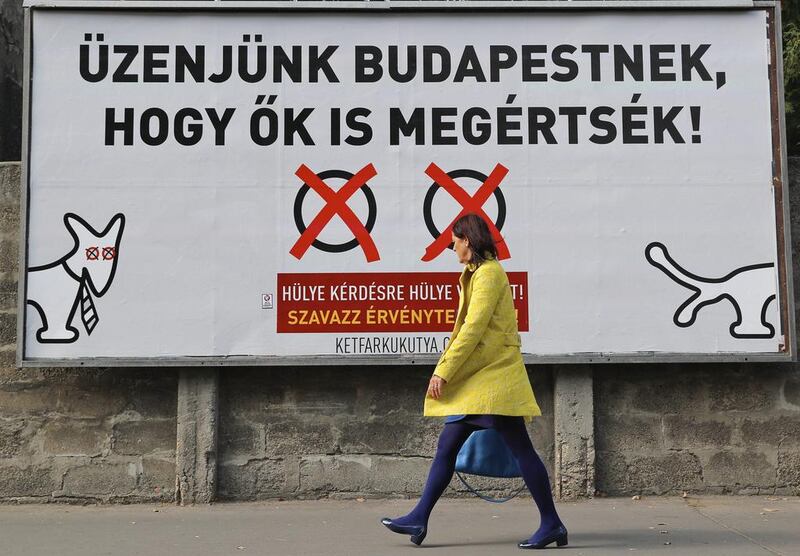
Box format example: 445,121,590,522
391,420,563,542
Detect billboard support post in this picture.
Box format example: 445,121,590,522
554,366,595,500
176,367,219,505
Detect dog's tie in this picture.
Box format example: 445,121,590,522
79,282,99,334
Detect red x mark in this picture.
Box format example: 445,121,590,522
421,163,510,262
290,164,380,262
85,247,99,260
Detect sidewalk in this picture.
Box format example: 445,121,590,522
0,496,797,556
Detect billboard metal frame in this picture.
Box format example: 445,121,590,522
17,0,795,366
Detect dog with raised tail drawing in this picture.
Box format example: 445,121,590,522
26,213,125,344
645,242,777,339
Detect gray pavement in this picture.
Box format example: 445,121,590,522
0,496,798,556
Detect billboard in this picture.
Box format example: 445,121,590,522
19,6,794,365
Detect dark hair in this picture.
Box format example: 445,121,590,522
452,213,497,266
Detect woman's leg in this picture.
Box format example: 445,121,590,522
390,421,476,527
497,420,565,542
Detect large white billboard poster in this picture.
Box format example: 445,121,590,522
23,9,790,362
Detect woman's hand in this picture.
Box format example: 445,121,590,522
427,375,447,400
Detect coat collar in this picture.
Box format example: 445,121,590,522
463,254,496,274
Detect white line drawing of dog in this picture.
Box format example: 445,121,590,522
26,213,125,344
645,242,777,339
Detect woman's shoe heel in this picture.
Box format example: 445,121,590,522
381,518,427,546
518,525,569,549
410,528,427,546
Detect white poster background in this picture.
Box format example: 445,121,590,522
25,10,783,359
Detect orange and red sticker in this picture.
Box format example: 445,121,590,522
277,272,528,333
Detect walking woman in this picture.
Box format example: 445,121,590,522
381,214,567,549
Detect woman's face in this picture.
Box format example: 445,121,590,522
451,233,472,264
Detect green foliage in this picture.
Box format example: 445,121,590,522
785,5,800,154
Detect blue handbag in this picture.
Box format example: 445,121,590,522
455,428,525,503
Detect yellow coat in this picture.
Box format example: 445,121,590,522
424,258,541,418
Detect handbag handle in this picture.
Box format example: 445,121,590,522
455,471,526,503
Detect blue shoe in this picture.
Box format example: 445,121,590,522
518,524,568,549
380,517,428,545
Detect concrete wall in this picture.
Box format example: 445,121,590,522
217,366,554,500
595,363,800,496
0,158,799,501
